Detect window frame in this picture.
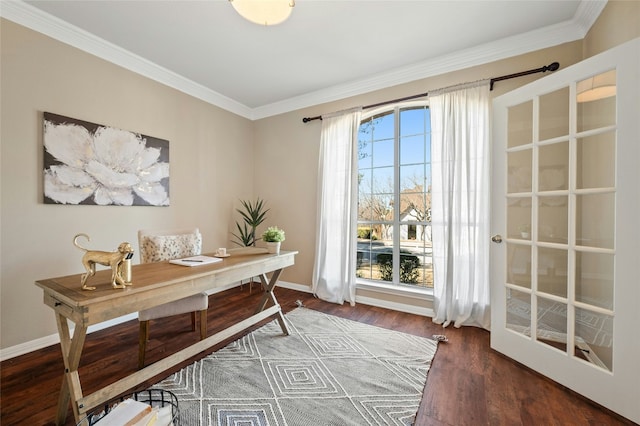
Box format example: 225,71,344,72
355,101,433,296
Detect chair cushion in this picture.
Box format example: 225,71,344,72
140,233,202,263
138,293,208,321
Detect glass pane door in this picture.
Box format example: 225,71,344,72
491,38,640,423
504,71,616,371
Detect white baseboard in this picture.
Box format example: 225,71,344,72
1,280,432,361
0,312,138,361
276,280,313,293
0,280,246,362
355,295,434,317
278,281,434,317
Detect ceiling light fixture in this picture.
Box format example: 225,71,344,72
229,0,295,26
576,69,616,103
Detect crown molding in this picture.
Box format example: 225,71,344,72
0,0,254,119
573,0,608,36
252,1,607,119
2,0,606,121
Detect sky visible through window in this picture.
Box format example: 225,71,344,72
357,105,433,288
358,107,431,202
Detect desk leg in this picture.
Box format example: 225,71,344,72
256,269,290,335
55,312,87,426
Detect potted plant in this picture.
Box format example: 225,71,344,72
232,198,269,247
519,224,530,239
262,226,285,254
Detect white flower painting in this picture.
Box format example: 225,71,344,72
43,112,170,206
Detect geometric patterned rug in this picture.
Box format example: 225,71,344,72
152,307,439,425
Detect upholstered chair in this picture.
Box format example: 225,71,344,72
137,228,208,368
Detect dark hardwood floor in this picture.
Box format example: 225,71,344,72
1,286,633,425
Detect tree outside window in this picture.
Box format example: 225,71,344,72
356,105,433,289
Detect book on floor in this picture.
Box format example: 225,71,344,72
93,398,152,426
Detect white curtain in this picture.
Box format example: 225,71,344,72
312,108,362,305
430,82,491,329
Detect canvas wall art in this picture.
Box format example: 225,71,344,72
43,112,170,206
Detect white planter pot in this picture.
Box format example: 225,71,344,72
266,241,281,254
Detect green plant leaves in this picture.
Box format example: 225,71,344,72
232,198,270,246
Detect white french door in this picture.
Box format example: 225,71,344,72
491,38,639,423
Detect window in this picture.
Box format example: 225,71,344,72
356,104,433,290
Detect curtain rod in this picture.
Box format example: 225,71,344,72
301,61,560,123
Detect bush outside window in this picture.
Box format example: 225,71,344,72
357,104,433,290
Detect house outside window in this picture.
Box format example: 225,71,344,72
356,103,433,290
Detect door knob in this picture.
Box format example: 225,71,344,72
491,234,503,243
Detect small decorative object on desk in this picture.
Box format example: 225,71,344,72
262,226,285,254
119,258,132,284
77,388,179,426
73,233,135,291
215,247,230,258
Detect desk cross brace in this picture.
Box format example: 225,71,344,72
56,267,291,425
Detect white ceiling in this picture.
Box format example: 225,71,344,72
3,0,606,119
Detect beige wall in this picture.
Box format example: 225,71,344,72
1,20,254,349
583,0,640,58
253,41,584,305
2,0,637,352
253,0,638,311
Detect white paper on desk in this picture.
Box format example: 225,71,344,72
169,255,222,266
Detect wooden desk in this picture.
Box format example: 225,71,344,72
35,248,297,425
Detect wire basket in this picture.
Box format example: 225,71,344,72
77,388,179,426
